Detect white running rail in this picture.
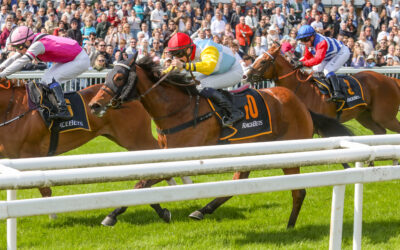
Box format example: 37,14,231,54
1,134,400,250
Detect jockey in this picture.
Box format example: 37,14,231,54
0,26,90,120
167,32,244,127
294,25,350,102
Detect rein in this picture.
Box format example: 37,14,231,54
0,80,11,89
277,69,314,82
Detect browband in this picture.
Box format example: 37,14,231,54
114,63,131,70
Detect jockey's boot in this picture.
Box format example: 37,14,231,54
327,74,345,102
200,87,244,127
49,82,72,121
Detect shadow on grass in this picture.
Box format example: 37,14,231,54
234,219,400,246
45,201,280,227
344,219,400,244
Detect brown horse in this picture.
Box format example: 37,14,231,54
0,78,157,200
243,43,400,134
88,56,352,228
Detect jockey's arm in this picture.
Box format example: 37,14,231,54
300,40,327,67
0,41,45,78
184,46,219,75
0,52,23,71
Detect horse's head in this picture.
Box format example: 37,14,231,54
242,42,282,83
89,53,138,117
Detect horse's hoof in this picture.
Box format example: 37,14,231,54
101,216,117,227
160,208,171,223
189,210,204,220
49,213,57,219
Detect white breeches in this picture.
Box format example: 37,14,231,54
312,46,350,76
41,50,90,85
196,60,243,89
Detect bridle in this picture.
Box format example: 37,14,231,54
247,51,276,82
247,50,313,84
102,60,199,121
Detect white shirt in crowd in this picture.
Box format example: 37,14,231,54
210,19,226,37
150,7,164,29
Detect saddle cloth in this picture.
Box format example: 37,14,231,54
313,75,367,112
26,81,91,133
207,87,272,142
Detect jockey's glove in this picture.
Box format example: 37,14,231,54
293,60,303,69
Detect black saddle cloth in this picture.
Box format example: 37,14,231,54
207,86,272,143
313,75,367,112
26,81,91,132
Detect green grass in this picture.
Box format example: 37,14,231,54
1,119,400,249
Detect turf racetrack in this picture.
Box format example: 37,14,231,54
1,118,400,249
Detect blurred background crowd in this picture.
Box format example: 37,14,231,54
0,0,398,74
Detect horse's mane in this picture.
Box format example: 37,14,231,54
135,56,198,95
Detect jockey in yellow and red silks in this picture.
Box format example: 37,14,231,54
167,32,244,127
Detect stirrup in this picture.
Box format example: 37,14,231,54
49,108,72,121
221,111,244,127
327,93,345,102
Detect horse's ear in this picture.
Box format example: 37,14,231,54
128,52,138,67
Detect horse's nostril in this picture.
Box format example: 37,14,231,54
242,75,247,79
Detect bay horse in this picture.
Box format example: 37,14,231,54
88,56,352,228
243,43,400,135
0,78,159,205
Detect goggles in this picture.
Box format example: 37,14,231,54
169,49,187,58
299,36,312,43
12,44,26,50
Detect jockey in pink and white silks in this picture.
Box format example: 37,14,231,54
294,25,350,102
0,26,90,120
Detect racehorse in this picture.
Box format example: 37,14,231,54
0,78,158,202
243,43,400,135
88,56,352,228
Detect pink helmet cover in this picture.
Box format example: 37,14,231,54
9,26,34,45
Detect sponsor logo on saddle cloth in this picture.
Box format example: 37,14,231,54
313,75,367,112
207,88,272,142
26,81,91,133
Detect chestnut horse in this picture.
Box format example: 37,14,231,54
243,43,400,134
0,78,157,201
88,56,352,228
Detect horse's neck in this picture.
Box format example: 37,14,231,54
274,58,318,98
136,68,196,129
0,87,26,115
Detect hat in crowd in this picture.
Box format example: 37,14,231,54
268,25,277,32
366,54,376,62
396,4,400,7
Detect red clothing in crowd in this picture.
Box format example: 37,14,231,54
0,27,11,49
235,23,253,46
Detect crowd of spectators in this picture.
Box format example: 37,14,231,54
0,0,399,78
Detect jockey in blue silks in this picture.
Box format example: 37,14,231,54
293,25,350,102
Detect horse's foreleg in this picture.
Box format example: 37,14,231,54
189,171,250,220
101,179,167,227
39,187,57,219
283,167,306,228
39,187,52,197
